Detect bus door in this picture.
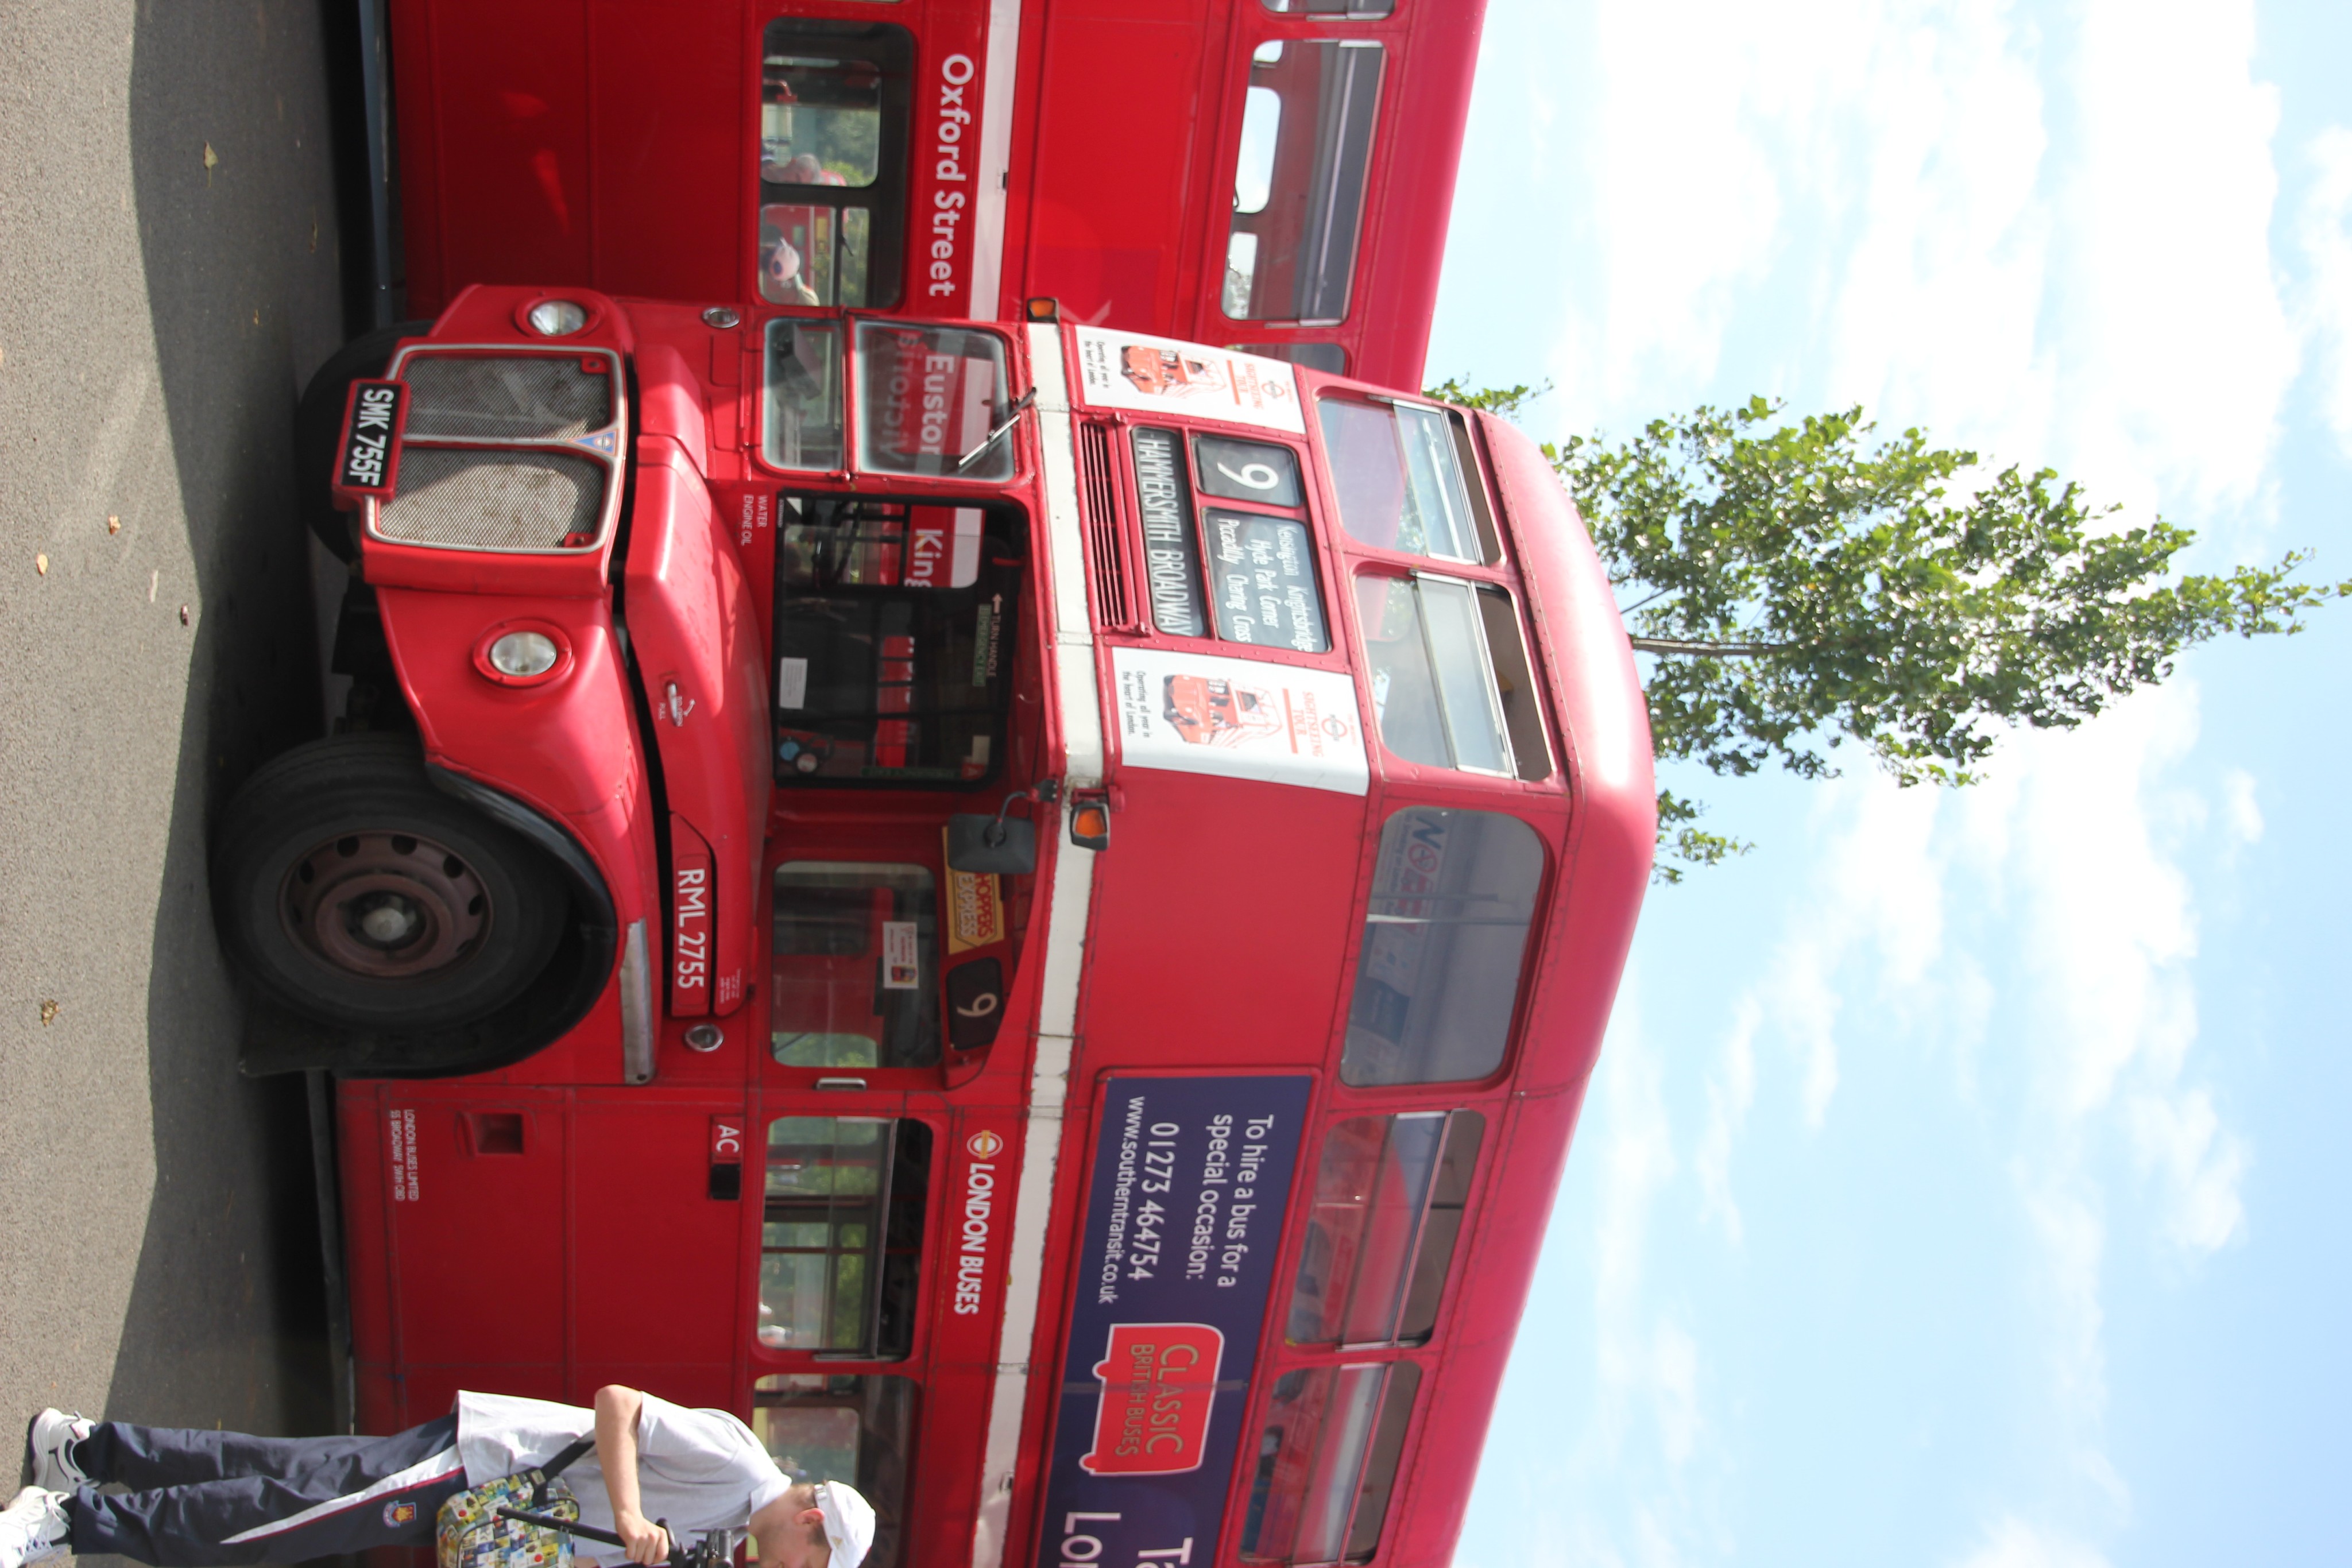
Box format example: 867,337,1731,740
741,1099,1018,1568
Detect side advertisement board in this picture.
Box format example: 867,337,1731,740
1032,1075,1314,1568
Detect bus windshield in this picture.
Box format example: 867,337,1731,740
854,323,1014,481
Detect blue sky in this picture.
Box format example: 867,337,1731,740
1425,2,2352,1565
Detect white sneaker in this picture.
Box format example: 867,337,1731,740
0,1487,69,1568
20,1412,91,1493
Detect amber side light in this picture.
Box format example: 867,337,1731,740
1026,296,1061,322
1069,796,1111,850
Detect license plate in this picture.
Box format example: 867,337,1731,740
332,378,408,505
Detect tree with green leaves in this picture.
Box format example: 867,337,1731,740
1426,381,2351,880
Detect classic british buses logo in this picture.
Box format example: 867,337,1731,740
1079,1322,1225,1475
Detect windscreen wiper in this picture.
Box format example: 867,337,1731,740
955,388,1039,474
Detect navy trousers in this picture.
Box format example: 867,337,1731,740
68,1415,466,1566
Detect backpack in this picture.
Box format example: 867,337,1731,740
435,1437,595,1568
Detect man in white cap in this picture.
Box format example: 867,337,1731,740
2,1385,876,1568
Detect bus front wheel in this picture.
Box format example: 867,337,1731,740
214,736,567,1034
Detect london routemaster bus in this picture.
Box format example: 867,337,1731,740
381,0,1484,392
219,281,1652,1568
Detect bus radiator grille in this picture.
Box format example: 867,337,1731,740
375,447,606,552
400,353,613,440
1078,421,1141,632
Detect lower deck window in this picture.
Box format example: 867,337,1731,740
754,1373,914,1568
760,1117,932,1359
1240,1361,1421,1564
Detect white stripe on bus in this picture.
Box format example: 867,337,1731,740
968,326,1104,1568
219,1446,465,1543
966,0,1024,319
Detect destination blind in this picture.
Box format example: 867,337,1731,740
1130,428,1208,637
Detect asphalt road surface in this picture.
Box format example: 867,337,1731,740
0,0,357,1481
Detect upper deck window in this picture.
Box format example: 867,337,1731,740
1343,808,1543,1086
1223,41,1385,324
759,1116,931,1358
1240,1362,1420,1564
853,323,1015,482
755,1375,912,1568
772,495,1021,787
1286,1110,1484,1348
757,22,913,308
1317,397,1495,563
1355,575,1550,780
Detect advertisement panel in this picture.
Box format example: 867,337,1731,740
1111,648,1369,796
1071,329,1305,434
1034,1076,1314,1568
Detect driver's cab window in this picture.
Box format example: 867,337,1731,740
772,863,938,1069
757,21,912,308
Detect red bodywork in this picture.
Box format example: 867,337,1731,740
334,286,1650,1568
386,0,1483,391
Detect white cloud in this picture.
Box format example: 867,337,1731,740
1951,1516,2114,1568
1676,684,2246,1548
1722,773,1947,1133
2051,0,2292,520
2126,1086,2249,1256
1693,1001,1757,1244
2297,126,2352,457
1456,2,2290,1561
1561,1,1790,415
1589,1000,1682,1464
1820,1,2056,456
2000,685,2248,1267
1649,1321,1703,1468
2220,766,2264,847
1546,0,2296,539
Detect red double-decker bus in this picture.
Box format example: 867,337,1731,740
381,0,1483,393
219,278,1650,1568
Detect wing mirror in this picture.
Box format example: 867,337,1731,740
947,783,1056,876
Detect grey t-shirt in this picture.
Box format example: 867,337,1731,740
456,1391,789,1565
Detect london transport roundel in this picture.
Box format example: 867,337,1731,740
966,1129,1005,1160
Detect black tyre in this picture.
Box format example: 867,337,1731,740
295,320,432,561
214,735,566,1032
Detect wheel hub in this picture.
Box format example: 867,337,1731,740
281,830,491,981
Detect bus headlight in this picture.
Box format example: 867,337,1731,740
527,299,589,337
489,630,560,677
474,623,573,687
